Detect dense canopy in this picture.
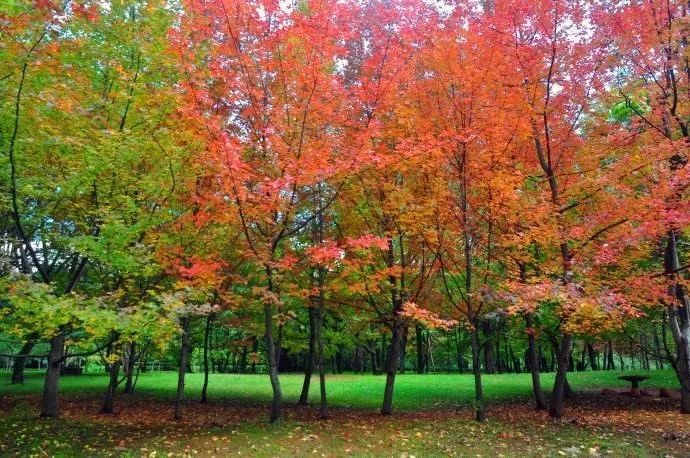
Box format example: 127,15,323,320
1,0,689,434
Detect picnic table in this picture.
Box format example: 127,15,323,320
618,375,649,396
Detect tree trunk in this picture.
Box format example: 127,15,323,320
564,376,575,399
587,342,598,371
526,315,546,410
40,333,65,418
664,230,690,414
123,342,136,394
482,321,496,374
399,325,408,373
677,348,690,413
101,356,121,414
11,340,35,384
548,333,573,419
201,314,213,404
265,298,282,422
174,317,190,420
456,327,464,373
251,337,258,374
416,325,425,373
607,341,615,370
298,307,317,406
653,328,664,370
315,303,328,419
470,322,485,422
381,318,403,415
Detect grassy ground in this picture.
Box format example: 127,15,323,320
2,369,680,409
1,370,688,457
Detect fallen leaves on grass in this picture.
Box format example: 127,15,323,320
1,391,689,457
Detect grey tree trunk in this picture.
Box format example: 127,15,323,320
548,333,573,419
525,315,546,410
416,325,425,373
381,317,403,415
315,303,328,419
101,356,121,414
174,317,191,420
40,334,65,418
11,340,35,384
123,342,136,394
664,230,690,413
201,315,213,404
470,323,485,422
298,307,317,406
264,271,283,423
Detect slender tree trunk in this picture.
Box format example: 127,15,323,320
251,337,258,374
123,342,136,394
548,333,573,419
265,274,282,423
370,348,378,375
101,357,121,414
298,307,317,406
456,327,464,373
664,230,690,413
201,314,213,404
676,346,690,413
133,345,148,391
174,317,190,420
482,321,496,374
653,328,663,370
526,315,546,410
564,376,574,399
605,341,613,370
381,318,403,415
399,325,408,373
316,303,328,419
587,342,598,371
40,334,65,418
416,325,425,374
11,340,35,384
239,345,248,373
470,322,485,422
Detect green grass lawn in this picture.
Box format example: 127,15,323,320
1,369,687,457
1,368,680,409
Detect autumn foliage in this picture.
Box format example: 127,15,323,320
1,0,690,426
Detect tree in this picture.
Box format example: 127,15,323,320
0,0,186,417
175,0,373,422
601,0,690,413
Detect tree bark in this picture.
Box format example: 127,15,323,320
525,315,546,410
264,273,282,423
11,340,35,384
174,317,190,420
587,342,598,371
664,230,690,414
470,322,485,422
201,314,213,404
298,307,317,406
416,324,425,374
482,320,496,374
40,334,65,418
548,333,573,419
123,342,137,394
399,325,408,373
381,317,403,415
101,356,121,414
315,302,328,419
